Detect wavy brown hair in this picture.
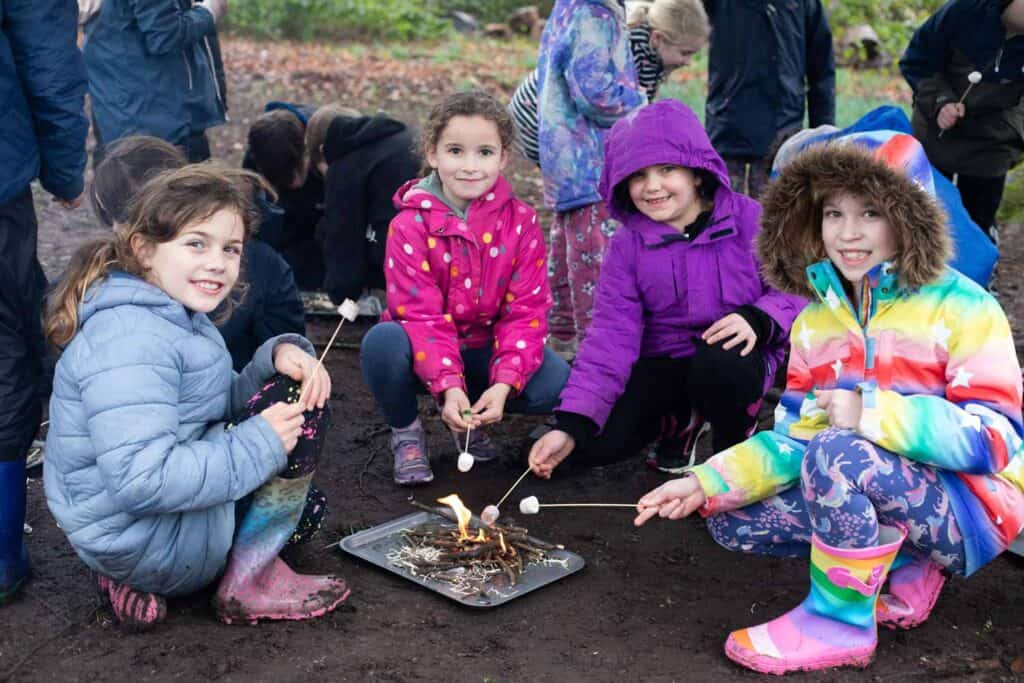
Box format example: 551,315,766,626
419,90,515,174
46,164,269,347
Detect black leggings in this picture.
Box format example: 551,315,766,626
573,342,767,466
937,168,1005,238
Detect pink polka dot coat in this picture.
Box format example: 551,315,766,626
383,175,553,398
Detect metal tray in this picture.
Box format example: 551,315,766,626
338,511,585,608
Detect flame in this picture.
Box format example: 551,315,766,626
437,494,473,541
474,529,487,543
498,532,507,554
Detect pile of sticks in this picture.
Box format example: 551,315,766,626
385,502,563,596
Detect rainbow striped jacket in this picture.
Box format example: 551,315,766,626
690,259,1024,575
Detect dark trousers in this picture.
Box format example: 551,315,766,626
723,155,771,199
574,342,766,467
0,190,45,460
938,168,1005,240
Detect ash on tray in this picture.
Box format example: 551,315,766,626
385,520,568,598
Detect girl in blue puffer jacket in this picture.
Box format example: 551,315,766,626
529,99,804,476
43,165,348,630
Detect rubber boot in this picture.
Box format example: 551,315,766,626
0,458,30,604
213,473,349,624
725,524,906,675
877,552,945,630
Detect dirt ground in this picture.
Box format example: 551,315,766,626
3,37,1024,683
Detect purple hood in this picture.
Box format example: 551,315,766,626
599,99,731,222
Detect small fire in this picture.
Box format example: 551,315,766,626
437,494,474,541
474,529,487,543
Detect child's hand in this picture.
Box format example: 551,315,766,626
634,475,706,526
528,429,575,479
937,102,965,131
441,388,476,432
472,383,512,426
260,401,306,454
815,389,862,429
702,313,757,356
273,343,331,411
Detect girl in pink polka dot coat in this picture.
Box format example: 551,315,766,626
360,91,570,486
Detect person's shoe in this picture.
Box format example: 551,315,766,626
451,427,501,463
392,422,433,485
213,474,350,624
96,574,167,632
877,554,945,630
0,458,31,605
725,525,905,675
646,412,708,474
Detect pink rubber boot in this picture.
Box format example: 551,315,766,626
725,525,905,675
877,554,945,630
213,474,349,625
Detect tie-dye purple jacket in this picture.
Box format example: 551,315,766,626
536,0,646,212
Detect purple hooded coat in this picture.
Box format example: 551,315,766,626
556,99,805,429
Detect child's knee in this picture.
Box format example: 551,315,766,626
800,427,865,489
360,322,411,368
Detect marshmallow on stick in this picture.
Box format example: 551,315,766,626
939,71,983,139
519,496,637,515
298,298,357,404
456,409,475,472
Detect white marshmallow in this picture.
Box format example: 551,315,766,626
457,451,474,473
338,298,359,322
519,496,540,515
968,71,982,84
481,505,500,526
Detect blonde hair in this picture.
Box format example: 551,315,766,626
46,164,268,347
306,103,362,170
629,0,710,45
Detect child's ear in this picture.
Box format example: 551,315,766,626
129,233,153,266
499,148,510,171
425,146,439,170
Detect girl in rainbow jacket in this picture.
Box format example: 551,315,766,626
635,130,1024,675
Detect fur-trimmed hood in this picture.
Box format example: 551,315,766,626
757,131,952,300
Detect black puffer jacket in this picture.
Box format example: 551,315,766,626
317,114,421,303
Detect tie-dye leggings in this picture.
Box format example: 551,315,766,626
705,428,968,575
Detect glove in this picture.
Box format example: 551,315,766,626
195,0,227,23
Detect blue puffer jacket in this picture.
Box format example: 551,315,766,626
44,273,312,595
84,0,226,147
0,0,88,204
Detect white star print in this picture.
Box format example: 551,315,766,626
930,320,952,351
831,358,843,379
824,286,841,310
960,412,982,431
797,322,814,351
774,403,787,424
777,442,794,455
951,367,973,389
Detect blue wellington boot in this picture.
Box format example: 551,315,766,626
0,458,30,604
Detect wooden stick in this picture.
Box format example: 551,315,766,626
539,503,637,509
298,316,346,404
496,466,532,508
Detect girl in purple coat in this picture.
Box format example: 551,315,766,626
529,99,805,474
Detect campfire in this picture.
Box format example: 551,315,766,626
385,495,566,598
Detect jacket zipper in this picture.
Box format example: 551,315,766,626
995,46,1004,74
183,54,193,89
203,37,226,109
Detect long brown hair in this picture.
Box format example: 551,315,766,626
46,164,268,347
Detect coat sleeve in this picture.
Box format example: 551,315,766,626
564,9,646,128
856,294,1024,475
128,0,217,55
320,159,370,304
804,0,836,128
6,0,88,201
80,333,287,517
490,206,551,393
556,230,644,428
899,3,959,119
386,210,465,397
229,333,314,418
689,313,824,513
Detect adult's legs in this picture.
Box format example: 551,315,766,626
939,168,1006,242
723,155,770,199
0,190,44,604
180,131,212,163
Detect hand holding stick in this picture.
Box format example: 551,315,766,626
939,71,982,138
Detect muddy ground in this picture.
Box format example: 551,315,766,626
2,37,1024,683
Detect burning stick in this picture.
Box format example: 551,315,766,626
518,496,638,515
939,71,982,139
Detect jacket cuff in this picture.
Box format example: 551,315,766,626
687,463,729,516
554,410,598,450
734,305,777,346
429,373,466,399
492,367,525,396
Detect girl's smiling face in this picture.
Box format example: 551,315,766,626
821,192,898,285
134,208,244,313
426,114,509,211
627,163,705,232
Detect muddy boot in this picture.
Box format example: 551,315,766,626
213,473,349,624
725,525,905,675
96,574,166,632
877,552,945,630
0,458,30,605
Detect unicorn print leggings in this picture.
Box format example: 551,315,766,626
706,428,968,575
